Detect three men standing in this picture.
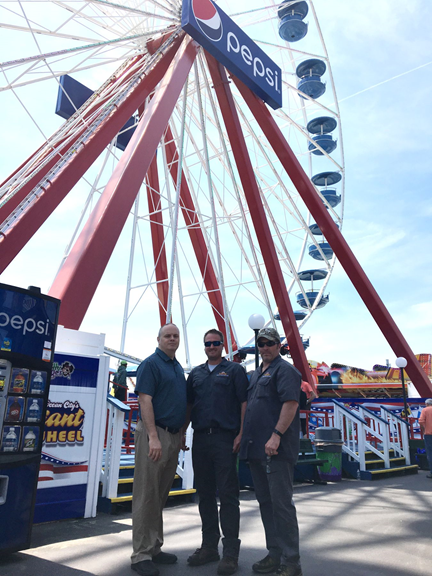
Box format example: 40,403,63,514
185,329,248,575
131,324,186,576
131,323,303,576
240,327,303,576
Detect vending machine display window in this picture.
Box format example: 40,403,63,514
5,397,25,422
28,370,47,395
25,398,43,423
0,374,6,394
9,368,29,394
1,426,21,452
21,427,40,453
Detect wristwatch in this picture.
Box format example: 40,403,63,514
273,428,283,437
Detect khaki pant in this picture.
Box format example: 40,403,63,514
131,420,180,564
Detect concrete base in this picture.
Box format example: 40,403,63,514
1,471,431,575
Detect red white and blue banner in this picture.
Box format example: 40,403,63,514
181,0,282,109
38,353,99,485
34,350,106,522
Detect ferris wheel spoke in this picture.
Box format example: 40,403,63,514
236,103,311,229
177,113,274,327
163,122,237,349
77,0,177,21
205,52,311,374
194,55,275,315
166,78,188,324
0,22,99,43
256,39,326,62
1,32,161,72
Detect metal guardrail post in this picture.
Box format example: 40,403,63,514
103,396,131,499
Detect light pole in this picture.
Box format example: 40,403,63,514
395,357,409,424
248,314,265,369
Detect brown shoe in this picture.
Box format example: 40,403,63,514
217,556,238,575
187,547,220,566
252,554,280,574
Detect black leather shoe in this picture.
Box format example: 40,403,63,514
131,560,160,576
152,551,177,564
217,556,238,575
252,554,280,574
187,547,220,566
275,565,303,576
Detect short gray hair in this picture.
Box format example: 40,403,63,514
425,398,432,406
158,323,179,338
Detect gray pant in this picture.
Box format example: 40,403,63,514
131,420,180,564
249,459,301,569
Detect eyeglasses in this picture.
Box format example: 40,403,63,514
204,341,222,347
257,340,277,348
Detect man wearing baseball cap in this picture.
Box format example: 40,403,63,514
240,327,303,576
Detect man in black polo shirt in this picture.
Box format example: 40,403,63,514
131,323,187,576
185,329,248,576
240,327,303,576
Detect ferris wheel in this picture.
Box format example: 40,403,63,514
0,0,344,370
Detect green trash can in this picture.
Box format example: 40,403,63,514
314,427,343,482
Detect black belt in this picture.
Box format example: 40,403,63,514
155,421,180,434
194,427,236,435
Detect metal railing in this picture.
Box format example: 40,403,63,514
358,405,391,468
380,405,411,465
301,409,332,437
102,396,195,499
101,396,131,499
333,400,368,472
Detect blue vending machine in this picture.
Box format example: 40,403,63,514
0,283,60,555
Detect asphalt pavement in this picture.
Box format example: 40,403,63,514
1,471,431,576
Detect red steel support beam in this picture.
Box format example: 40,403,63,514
49,37,199,328
0,34,185,274
146,153,169,325
231,74,432,396
0,54,146,224
205,54,312,382
164,125,237,352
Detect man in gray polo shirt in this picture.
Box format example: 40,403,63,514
240,327,303,576
131,323,187,576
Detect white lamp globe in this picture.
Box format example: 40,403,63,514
248,314,265,331
395,357,408,369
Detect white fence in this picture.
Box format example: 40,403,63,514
333,400,410,474
101,397,194,501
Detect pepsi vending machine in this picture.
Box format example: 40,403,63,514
0,283,60,555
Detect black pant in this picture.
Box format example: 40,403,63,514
249,459,301,569
192,430,241,558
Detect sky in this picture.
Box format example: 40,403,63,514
0,0,432,374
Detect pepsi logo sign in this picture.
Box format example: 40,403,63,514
182,0,282,110
192,0,223,42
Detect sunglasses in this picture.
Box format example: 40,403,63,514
257,340,277,348
204,341,222,347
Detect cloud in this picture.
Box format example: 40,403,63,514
395,301,432,330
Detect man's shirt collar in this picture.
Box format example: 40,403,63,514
155,347,177,362
205,357,229,370
260,354,282,372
